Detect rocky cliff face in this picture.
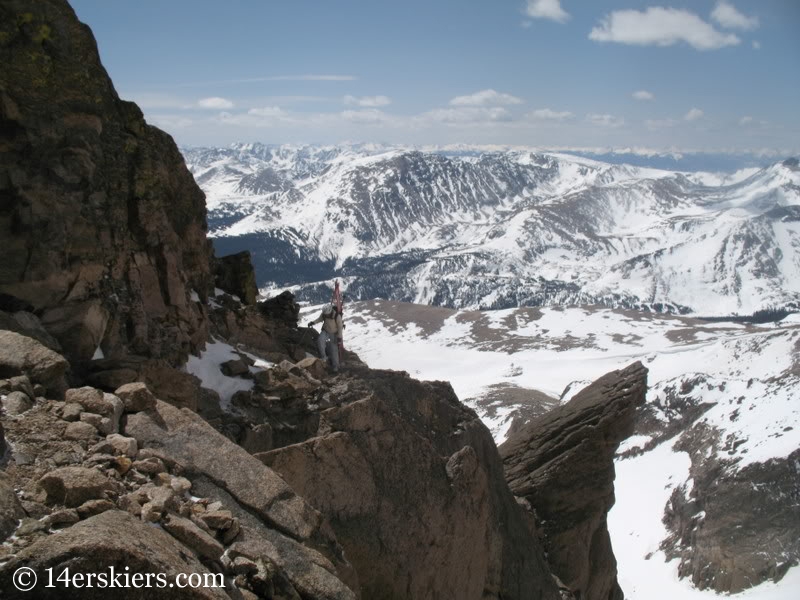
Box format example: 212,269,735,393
259,366,560,600
0,0,212,368
500,362,648,600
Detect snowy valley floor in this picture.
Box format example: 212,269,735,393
311,300,800,600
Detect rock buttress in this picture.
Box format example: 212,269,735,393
500,361,648,600
260,366,561,600
0,0,212,367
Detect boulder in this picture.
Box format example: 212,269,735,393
131,457,166,475
65,387,115,416
115,382,156,413
501,361,648,600
296,357,327,381
124,399,356,590
1,375,34,398
200,509,234,531
106,433,138,458
0,510,230,599
163,514,225,561
2,390,33,415
38,466,119,507
63,421,98,441
221,358,250,377
0,331,68,396
103,392,124,433
141,486,178,522
44,508,80,528
61,402,83,421
79,412,104,429
76,499,115,519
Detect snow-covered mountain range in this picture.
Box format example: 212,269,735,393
183,143,800,316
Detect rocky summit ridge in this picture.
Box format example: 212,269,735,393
0,0,666,599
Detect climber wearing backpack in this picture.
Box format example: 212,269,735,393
308,303,344,372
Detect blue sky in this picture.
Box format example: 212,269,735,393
70,0,799,154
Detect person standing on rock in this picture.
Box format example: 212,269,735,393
308,303,344,372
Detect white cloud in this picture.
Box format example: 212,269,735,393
343,95,392,108
586,113,625,128
711,1,759,31
524,0,570,23
247,106,287,118
242,75,357,82
684,108,704,121
632,90,655,101
340,109,391,124
198,97,234,109
261,95,330,104
449,89,523,107
752,40,761,50
424,107,513,124
645,118,678,130
589,7,740,50
528,108,573,121
739,116,754,126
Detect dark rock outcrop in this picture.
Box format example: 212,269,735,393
208,291,309,363
0,0,212,367
662,432,800,593
215,251,258,305
500,361,648,600
259,290,300,325
260,365,560,600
